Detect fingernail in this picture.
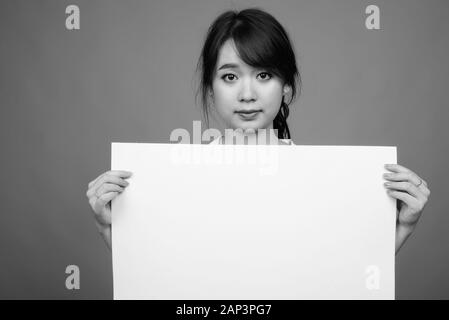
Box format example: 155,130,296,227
384,164,391,169
383,173,391,178
384,182,391,186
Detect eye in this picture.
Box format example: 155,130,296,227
221,74,238,82
257,72,273,81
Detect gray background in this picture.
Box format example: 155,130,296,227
0,0,448,299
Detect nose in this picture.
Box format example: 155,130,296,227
238,78,257,103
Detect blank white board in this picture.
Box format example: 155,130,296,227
111,143,396,299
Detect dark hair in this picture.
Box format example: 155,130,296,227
196,8,301,139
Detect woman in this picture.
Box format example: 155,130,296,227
86,8,430,254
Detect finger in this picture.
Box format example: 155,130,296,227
95,183,125,198
384,164,416,175
108,170,133,177
384,181,423,199
383,172,422,185
385,163,427,185
387,190,420,208
88,174,131,197
93,191,120,215
88,172,107,189
87,180,128,200
421,184,431,198
88,196,96,210
87,175,129,199
88,170,133,189
384,164,428,187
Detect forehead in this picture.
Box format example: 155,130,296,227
216,39,248,69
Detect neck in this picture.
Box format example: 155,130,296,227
220,127,287,145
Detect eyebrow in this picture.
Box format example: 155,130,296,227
217,63,240,71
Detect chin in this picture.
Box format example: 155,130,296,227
233,123,261,131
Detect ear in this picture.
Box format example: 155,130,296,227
283,85,291,96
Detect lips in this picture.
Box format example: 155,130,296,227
235,109,261,120
235,109,262,114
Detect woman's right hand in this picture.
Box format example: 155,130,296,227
86,170,133,250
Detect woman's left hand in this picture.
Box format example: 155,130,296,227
383,164,430,252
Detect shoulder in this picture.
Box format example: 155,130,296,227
279,139,295,145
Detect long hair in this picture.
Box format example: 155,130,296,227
196,8,301,139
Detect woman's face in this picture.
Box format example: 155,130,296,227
211,39,289,132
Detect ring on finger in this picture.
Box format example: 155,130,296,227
416,178,423,187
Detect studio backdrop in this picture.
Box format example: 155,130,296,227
0,0,448,299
